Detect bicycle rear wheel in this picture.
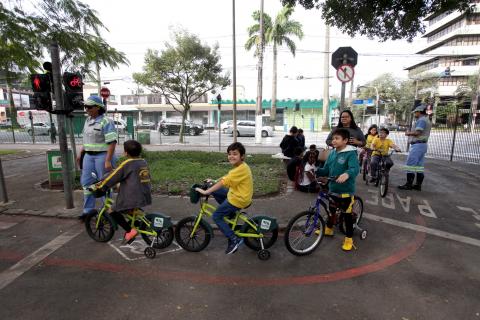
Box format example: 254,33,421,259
85,210,115,242
284,210,325,256
241,216,278,251
339,196,364,234
174,216,211,252
140,221,174,249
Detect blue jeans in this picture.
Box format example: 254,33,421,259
80,152,117,214
211,187,239,240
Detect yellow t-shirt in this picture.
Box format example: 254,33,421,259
371,137,395,156
365,134,377,149
222,162,253,209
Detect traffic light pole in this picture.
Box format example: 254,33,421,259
50,42,74,209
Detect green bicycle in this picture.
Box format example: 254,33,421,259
84,180,174,259
174,182,279,260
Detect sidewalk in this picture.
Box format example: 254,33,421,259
0,145,479,227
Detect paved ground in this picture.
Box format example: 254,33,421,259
0,146,479,319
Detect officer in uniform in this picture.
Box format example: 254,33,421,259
77,96,118,220
398,104,431,191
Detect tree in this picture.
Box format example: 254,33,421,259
246,5,303,125
133,31,231,143
0,0,128,125
281,0,475,41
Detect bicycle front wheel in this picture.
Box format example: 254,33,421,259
379,174,389,197
174,216,211,252
284,211,325,256
85,210,115,242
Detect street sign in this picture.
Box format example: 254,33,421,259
331,47,358,70
100,87,110,99
336,64,355,83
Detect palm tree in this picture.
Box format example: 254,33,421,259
246,5,303,125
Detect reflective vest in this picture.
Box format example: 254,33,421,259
82,115,117,151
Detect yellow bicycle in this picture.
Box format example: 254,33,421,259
174,183,279,260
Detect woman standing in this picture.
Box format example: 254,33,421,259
326,110,366,148
77,96,117,220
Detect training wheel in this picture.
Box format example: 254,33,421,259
257,249,270,261
144,247,156,259
360,230,368,240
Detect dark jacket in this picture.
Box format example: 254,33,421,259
280,135,300,158
98,158,152,211
326,127,366,147
316,145,359,195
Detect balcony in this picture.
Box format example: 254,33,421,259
418,25,480,53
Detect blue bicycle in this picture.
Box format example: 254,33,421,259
284,177,365,256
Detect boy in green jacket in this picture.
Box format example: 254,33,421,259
316,128,360,251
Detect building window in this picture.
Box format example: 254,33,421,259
462,58,478,66
427,19,464,43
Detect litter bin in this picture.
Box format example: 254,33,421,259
46,149,75,188
137,131,150,145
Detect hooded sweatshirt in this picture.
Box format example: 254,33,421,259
316,145,359,195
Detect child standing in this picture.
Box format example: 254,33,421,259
298,151,319,193
195,142,253,255
316,128,360,251
94,140,152,243
369,128,401,183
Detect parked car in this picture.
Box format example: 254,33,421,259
136,121,156,130
220,120,234,132
381,123,407,132
159,119,204,136
27,122,53,136
111,119,127,133
225,120,274,137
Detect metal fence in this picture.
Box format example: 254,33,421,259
358,108,480,165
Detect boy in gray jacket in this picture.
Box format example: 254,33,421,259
95,140,152,242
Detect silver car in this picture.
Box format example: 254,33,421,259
225,120,274,137
27,122,53,136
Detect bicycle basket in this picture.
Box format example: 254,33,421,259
189,184,202,204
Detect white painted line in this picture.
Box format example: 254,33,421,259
109,239,182,261
364,212,480,248
0,221,17,230
4,174,19,179
0,227,82,290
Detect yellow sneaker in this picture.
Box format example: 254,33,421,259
342,237,355,251
324,226,334,236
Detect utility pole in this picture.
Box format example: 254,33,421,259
232,0,238,143
255,0,265,144
51,42,74,209
322,24,330,130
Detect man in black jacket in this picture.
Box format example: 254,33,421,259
280,126,300,158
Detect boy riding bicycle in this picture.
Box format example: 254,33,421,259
369,128,401,183
316,128,359,251
93,140,152,243
195,142,253,255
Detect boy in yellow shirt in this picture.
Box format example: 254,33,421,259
370,128,401,183
195,142,253,254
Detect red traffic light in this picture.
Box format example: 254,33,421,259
63,72,83,90
30,74,51,92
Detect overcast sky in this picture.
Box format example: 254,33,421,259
81,0,427,100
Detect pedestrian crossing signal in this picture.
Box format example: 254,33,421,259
30,74,52,111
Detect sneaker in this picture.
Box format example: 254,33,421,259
412,184,422,191
124,228,138,244
398,184,413,190
342,237,355,251
226,237,244,255
225,238,233,254
324,226,334,236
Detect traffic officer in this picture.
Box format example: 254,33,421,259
398,104,431,191
77,95,117,220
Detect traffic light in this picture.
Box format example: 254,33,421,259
444,67,451,77
63,72,84,111
30,74,52,111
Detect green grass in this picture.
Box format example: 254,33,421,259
144,151,285,197
0,150,20,156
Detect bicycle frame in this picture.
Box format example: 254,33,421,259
94,190,157,238
191,196,264,239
